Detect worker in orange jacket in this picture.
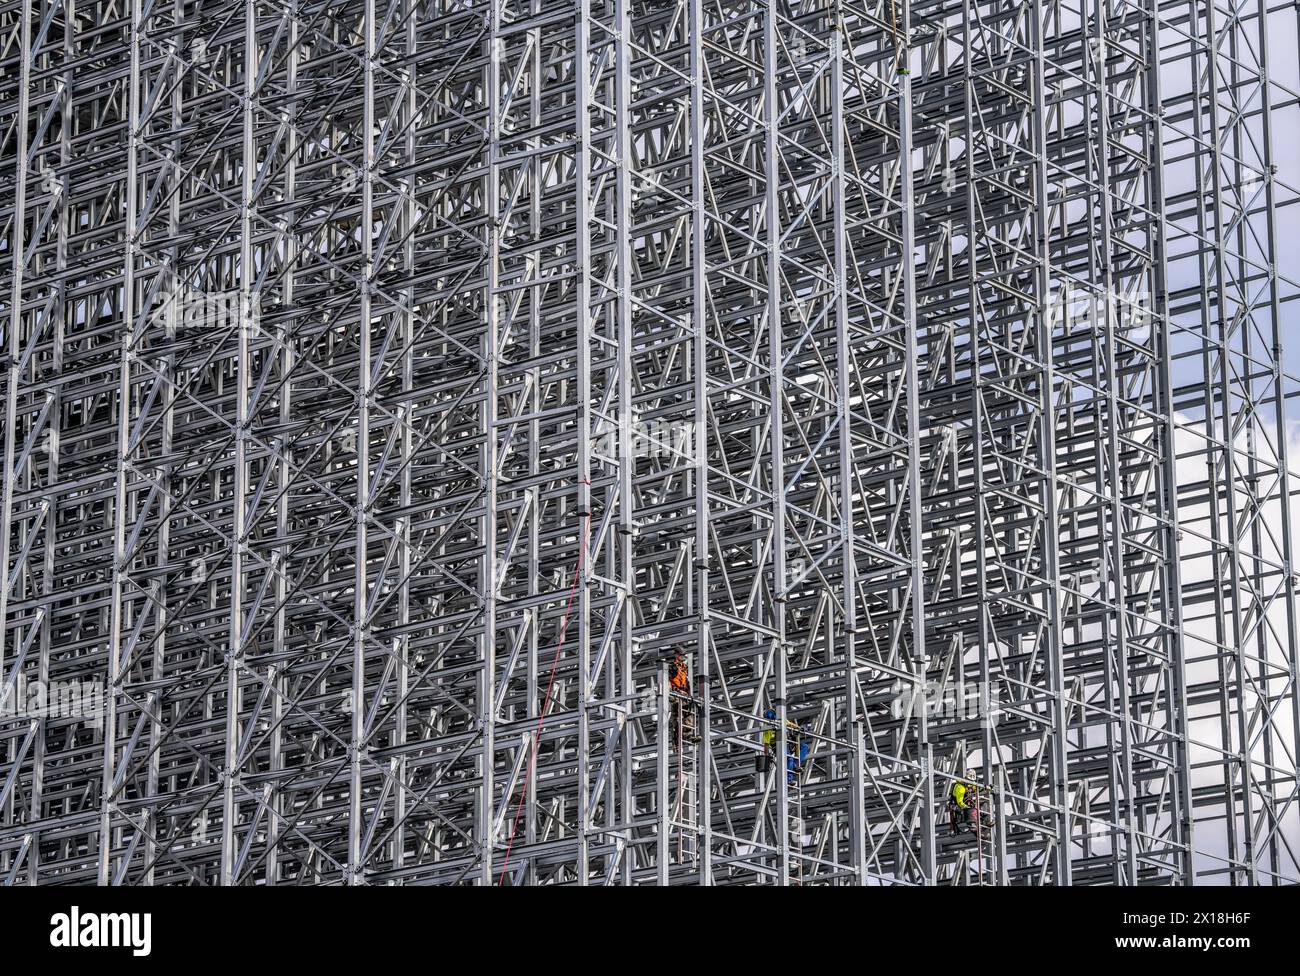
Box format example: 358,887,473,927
667,654,698,744
668,654,689,694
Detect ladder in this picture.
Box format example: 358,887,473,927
671,698,699,863
789,775,805,885
972,785,995,885
785,728,808,885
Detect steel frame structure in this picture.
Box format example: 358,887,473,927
1,0,1297,885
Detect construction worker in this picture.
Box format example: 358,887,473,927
949,772,993,835
949,775,974,834
785,720,809,786
668,653,689,695
667,653,698,744
761,709,777,772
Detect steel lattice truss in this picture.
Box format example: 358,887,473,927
1,0,1298,886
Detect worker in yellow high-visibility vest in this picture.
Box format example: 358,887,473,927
761,710,777,772
949,776,975,834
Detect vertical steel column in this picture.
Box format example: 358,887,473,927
482,0,501,888
830,29,867,887
0,0,28,692
575,0,594,883
1146,0,1195,883
897,0,934,883
0,0,32,853
1207,0,1254,887
349,0,376,886
763,0,790,888
391,0,416,880
688,0,710,888
144,0,183,884
100,0,140,886
611,0,636,887
222,0,255,888
265,1,301,884
1089,0,1138,885
1252,0,1300,887
1030,0,1072,885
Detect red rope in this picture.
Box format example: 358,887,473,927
496,496,591,886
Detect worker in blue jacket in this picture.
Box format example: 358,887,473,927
785,720,810,785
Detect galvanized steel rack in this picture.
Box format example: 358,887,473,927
1,0,1297,885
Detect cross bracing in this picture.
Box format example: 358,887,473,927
0,0,1297,885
